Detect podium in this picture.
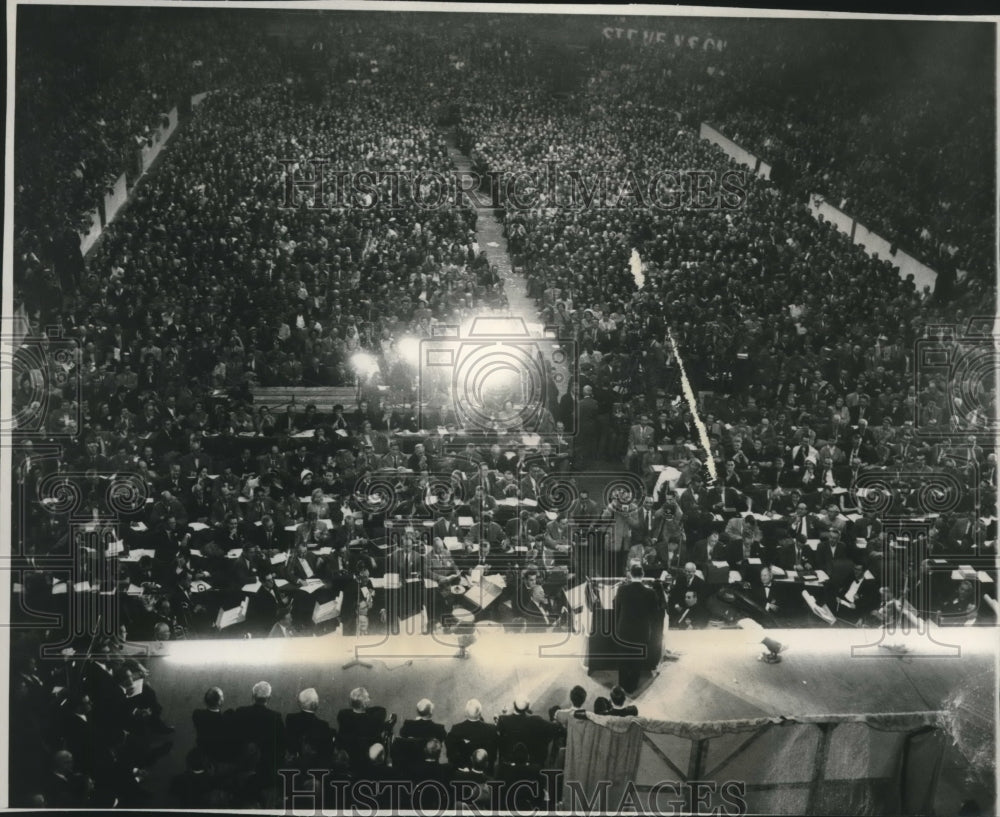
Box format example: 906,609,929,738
584,578,666,674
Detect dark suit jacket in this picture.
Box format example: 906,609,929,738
673,602,710,629
723,540,763,568
495,713,558,767
232,703,285,773
336,707,388,768
385,548,426,578
613,580,660,646
285,710,336,759
668,574,707,611
285,552,323,585
446,720,499,770
192,707,237,762
400,718,448,743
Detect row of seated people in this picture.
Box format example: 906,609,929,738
182,683,640,811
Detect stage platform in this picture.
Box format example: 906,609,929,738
135,624,996,811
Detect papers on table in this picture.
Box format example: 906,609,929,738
846,513,864,522
189,522,210,532
242,578,290,594
770,566,786,577
191,580,213,593
126,583,145,596
298,578,325,594
313,546,332,556
802,590,836,625
458,516,474,528
271,552,289,565
335,428,349,438
444,536,462,551
312,595,342,624
291,429,316,439
805,539,820,550
372,574,399,589
106,539,125,557
130,521,148,532
711,560,729,568
728,570,743,584
119,548,154,563
952,569,993,583
51,582,68,595
747,557,762,565
215,598,249,630
73,581,94,592
226,549,243,559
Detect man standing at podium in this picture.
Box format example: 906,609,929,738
613,564,661,694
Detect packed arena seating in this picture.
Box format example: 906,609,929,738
8,11,997,808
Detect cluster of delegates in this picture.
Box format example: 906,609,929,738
11,15,996,649
13,398,625,642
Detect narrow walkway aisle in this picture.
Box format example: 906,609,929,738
446,138,537,323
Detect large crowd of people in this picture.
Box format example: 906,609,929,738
8,10,997,808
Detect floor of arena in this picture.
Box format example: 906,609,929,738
138,624,996,810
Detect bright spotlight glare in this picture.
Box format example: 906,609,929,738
350,352,380,378
398,336,421,366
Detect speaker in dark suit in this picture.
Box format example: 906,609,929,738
612,564,662,693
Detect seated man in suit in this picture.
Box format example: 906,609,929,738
673,586,709,630
668,562,707,625
832,561,879,623
192,687,237,767
285,541,325,587
400,698,448,743
446,699,499,773
232,681,285,780
336,688,389,771
268,607,296,638
251,572,294,632
496,696,559,767
286,688,335,766
748,566,783,624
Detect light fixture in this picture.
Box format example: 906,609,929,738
760,637,785,664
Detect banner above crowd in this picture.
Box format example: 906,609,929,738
600,25,727,52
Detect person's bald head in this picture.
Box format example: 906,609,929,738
471,748,490,771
